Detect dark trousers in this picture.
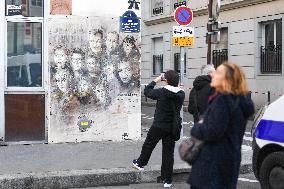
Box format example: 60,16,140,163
138,126,175,182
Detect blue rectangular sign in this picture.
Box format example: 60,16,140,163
120,17,140,33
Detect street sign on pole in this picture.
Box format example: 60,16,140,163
173,26,194,37
120,10,140,33
173,6,194,139
174,6,193,26
172,26,194,46
173,37,194,46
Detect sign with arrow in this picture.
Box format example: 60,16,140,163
172,26,194,46
172,26,194,37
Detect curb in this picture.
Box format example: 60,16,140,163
0,165,189,189
0,163,252,189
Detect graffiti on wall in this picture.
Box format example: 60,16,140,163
49,16,141,143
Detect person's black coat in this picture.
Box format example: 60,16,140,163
144,81,185,130
188,93,255,189
188,75,214,123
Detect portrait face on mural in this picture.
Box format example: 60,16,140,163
86,56,101,78
53,47,68,69
117,61,132,84
104,64,115,82
89,30,103,55
95,83,107,105
71,49,84,72
78,76,90,96
122,36,137,56
54,71,70,93
106,32,119,53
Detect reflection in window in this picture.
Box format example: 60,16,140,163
260,20,282,74
264,20,282,47
32,0,42,7
5,0,43,17
7,22,42,87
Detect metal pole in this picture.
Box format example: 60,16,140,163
207,0,213,65
180,46,185,138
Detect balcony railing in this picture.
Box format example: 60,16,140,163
153,7,163,15
260,44,282,74
153,54,163,75
174,1,187,10
213,49,228,68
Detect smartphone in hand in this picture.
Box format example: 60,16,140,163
161,73,166,81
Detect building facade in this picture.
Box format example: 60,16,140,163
141,0,284,107
0,0,141,144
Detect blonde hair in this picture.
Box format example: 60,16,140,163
216,62,249,96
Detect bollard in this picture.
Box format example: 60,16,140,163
268,91,271,104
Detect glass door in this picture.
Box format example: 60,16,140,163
4,0,46,143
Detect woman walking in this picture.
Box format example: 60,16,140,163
188,62,255,189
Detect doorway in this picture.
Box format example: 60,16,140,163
1,0,47,143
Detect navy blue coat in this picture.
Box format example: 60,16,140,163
188,93,255,189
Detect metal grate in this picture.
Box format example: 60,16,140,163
153,54,163,75
153,7,163,15
260,44,282,74
213,49,228,68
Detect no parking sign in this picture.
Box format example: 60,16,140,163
174,6,193,26
173,6,194,46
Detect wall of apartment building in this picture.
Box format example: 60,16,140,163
141,0,284,107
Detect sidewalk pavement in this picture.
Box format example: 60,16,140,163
0,138,253,189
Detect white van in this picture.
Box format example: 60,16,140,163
252,95,284,189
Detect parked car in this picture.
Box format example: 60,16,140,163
252,95,284,189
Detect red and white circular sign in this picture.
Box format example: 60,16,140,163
174,6,193,26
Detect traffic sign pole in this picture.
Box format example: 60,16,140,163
180,46,185,138
173,5,193,139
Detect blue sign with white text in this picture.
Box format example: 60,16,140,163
120,10,140,33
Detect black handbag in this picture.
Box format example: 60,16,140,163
171,100,182,141
179,136,204,165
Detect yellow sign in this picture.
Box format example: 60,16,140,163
80,121,89,126
172,37,194,46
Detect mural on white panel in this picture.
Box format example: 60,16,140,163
48,16,141,143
